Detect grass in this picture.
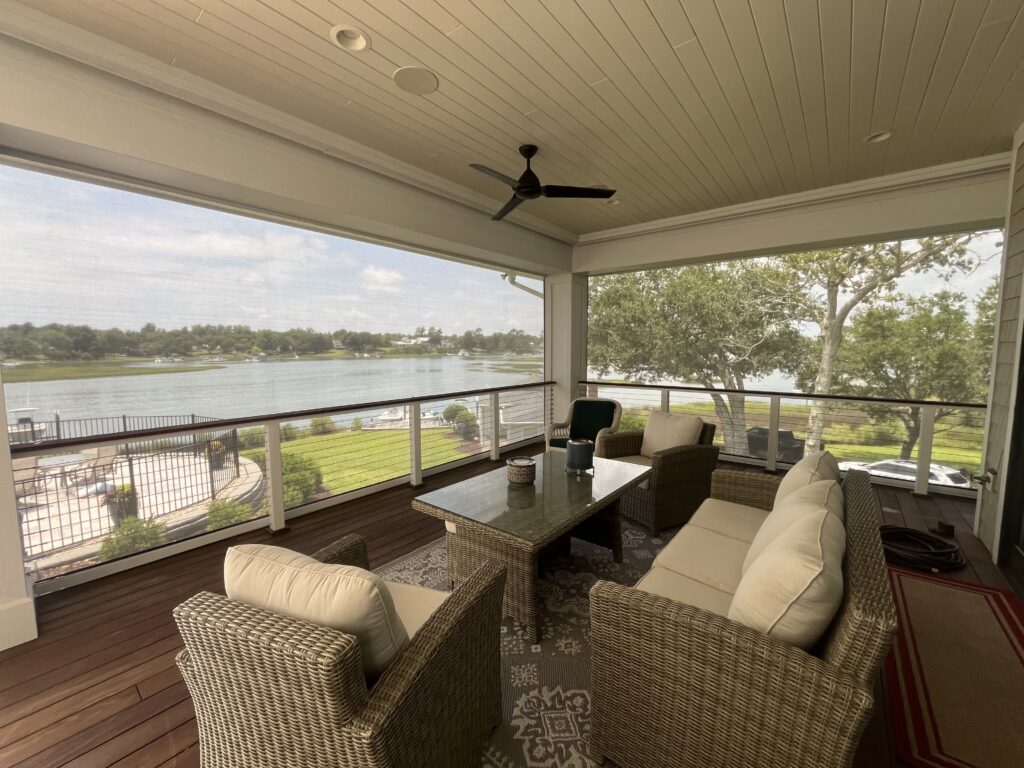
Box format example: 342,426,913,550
1,361,224,383
243,427,470,497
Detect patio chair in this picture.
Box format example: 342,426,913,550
545,397,621,451
595,412,719,536
174,534,506,768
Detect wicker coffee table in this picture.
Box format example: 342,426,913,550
412,451,651,641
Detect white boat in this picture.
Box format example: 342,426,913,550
7,407,47,442
377,407,406,423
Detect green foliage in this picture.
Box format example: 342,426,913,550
206,499,254,531
107,484,138,525
100,517,166,561
207,439,226,469
310,416,336,435
443,403,470,425
351,417,363,431
238,427,264,449
280,424,299,442
454,410,479,441
243,449,323,509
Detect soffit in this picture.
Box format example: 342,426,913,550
9,0,1024,236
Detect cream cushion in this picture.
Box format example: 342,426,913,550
640,411,703,459
654,526,747,594
688,498,770,544
224,544,408,678
635,565,733,616
728,509,846,649
385,580,448,638
775,451,841,506
610,454,652,490
744,480,844,573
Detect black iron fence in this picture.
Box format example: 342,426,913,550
7,413,219,445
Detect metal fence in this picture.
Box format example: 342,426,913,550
581,381,986,497
8,413,219,445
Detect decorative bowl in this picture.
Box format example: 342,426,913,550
506,456,536,485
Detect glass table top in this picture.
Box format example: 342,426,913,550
413,451,651,542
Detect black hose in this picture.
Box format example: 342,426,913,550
879,525,967,573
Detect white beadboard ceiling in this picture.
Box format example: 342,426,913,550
9,0,1024,236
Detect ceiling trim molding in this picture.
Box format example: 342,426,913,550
577,153,1013,245
0,2,576,244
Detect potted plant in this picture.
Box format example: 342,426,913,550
208,439,226,470
107,483,138,525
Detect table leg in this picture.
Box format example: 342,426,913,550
572,499,623,563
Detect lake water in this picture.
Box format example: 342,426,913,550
3,357,543,424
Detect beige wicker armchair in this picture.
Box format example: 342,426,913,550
595,421,719,536
589,470,896,768
174,535,506,768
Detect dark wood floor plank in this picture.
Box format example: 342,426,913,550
61,700,194,768
156,741,199,768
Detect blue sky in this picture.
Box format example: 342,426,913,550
0,164,545,335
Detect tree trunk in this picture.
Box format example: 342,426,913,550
899,407,921,460
710,392,750,455
805,289,842,453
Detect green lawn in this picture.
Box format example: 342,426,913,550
245,427,471,497
1,361,224,382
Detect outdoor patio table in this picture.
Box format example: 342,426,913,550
412,451,650,642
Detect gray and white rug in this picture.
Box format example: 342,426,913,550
377,523,672,768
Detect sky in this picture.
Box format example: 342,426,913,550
0,164,544,335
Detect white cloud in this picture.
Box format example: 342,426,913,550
359,265,405,294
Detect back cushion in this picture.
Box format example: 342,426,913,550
641,411,704,458
774,451,841,505
569,399,618,441
743,479,844,573
224,544,408,678
728,510,846,649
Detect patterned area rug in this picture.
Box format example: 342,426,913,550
885,567,1024,768
377,523,669,768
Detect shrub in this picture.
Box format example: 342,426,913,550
242,449,323,509
310,416,336,435
351,417,363,431
208,439,226,470
455,410,479,442
238,427,264,449
100,517,166,561
107,484,138,525
443,403,469,425
280,424,299,442
206,499,253,531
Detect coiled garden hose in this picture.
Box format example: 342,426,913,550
879,525,967,573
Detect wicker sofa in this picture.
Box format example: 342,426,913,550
589,467,896,768
595,416,719,536
174,535,506,768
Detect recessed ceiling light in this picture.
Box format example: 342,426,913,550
330,24,370,52
605,198,621,206
864,130,893,144
394,66,439,95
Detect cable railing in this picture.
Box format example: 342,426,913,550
580,381,986,497
9,382,552,585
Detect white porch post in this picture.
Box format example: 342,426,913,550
0,371,38,650
544,273,589,424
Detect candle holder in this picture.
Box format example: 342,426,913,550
506,456,537,485
565,439,595,475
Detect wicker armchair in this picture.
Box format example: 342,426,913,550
174,534,506,768
594,421,719,536
545,397,621,451
589,469,896,768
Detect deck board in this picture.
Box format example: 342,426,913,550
0,451,1008,767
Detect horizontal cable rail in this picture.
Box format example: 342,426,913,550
581,381,985,498
11,382,552,585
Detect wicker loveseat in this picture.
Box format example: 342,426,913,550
589,467,896,768
174,535,506,768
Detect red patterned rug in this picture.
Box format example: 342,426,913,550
885,567,1024,767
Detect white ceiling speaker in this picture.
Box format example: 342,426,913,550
330,25,370,52
393,66,439,95
864,130,893,144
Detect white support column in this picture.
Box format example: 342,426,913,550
544,273,589,423
766,396,781,472
410,402,423,486
489,392,501,461
915,405,937,496
0,371,38,650
661,389,671,412
265,421,286,531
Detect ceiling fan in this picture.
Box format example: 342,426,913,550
470,144,616,220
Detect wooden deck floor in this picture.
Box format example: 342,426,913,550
0,453,1010,767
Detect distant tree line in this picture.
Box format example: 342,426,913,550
0,322,541,361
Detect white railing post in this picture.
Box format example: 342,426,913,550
915,405,936,496
766,396,781,472
490,391,502,461
661,389,670,412
410,401,423,487
265,421,286,531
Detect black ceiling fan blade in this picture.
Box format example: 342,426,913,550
470,163,519,188
492,195,526,221
541,185,616,199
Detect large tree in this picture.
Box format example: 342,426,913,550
589,262,804,454
828,291,985,459
777,233,981,451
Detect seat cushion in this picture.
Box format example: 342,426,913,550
224,544,408,678
744,479,844,573
640,411,704,458
610,454,652,490
548,436,569,450
385,580,448,639
728,509,846,649
654,526,749,594
688,498,770,544
635,565,733,617
775,451,841,505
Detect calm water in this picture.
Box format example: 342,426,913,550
3,357,542,423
